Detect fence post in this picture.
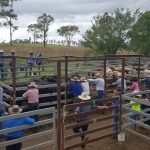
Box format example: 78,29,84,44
138,55,141,82
65,55,68,104
104,56,107,97
12,56,16,105
57,60,62,150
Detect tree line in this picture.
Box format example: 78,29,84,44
0,0,149,54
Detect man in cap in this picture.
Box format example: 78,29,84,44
88,73,105,106
25,51,35,77
73,93,108,148
0,49,5,81
3,105,35,150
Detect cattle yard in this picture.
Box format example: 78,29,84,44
0,55,150,150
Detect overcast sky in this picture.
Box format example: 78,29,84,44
0,0,149,42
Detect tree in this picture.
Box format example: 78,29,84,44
57,25,79,46
36,13,54,47
27,24,42,43
82,8,140,55
0,0,19,46
129,11,150,55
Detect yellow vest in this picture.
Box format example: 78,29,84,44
130,101,141,112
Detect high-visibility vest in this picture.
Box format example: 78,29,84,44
130,100,141,112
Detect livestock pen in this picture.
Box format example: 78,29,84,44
0,55,150,150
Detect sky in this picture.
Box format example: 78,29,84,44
0,0,149,43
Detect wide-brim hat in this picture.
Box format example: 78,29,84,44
71,77,80,81
95,73,101,77
10,50,16,53
28,82,37,88
29,51,33,54
0,49,4,53
78,93,91,101
80,77,87,82
117,73,122,77
8,105,22,114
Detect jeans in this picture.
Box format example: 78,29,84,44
112,108,119,132
130,113,140,129
73,122,88,140
0,105,5,131
6,137,22,150
96,90,104,106
28,103,39,122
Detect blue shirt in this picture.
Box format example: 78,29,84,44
26,55,35,65
3,117,35,138
69,82,83,97
75,102,96,121
141,77,150,87
36,55,43,64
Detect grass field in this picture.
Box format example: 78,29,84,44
0,43,89,57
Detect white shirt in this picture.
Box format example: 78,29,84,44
88,78,105,91
81,81,90,95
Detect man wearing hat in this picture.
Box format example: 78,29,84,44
140,74,150,91
129,94,142,129
80,76,90,95
73,93,108,148
0,49,5,81
22,82,39,122
88,73,105,106
68,76,83,103
25,51,35,77
35,53,44,75
3,105,35,150
112,72,127,93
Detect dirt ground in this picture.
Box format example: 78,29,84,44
24,112,150,150
1,113,150,150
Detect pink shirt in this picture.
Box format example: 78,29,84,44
23,88,39,103
130,82,139,92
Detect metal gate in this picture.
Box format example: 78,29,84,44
122,90,150,141
61,97,121,150
0,107,56,150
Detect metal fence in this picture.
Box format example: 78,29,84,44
122,90,150,141
61,97,121,150
0,107,56,150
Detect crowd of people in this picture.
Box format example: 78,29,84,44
0,61,149,149
0,49,44,81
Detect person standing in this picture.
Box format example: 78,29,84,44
129,77,140,93
73,93,108,148
25,51,35,77
80,76,90,95
69,77,83,103
36,53,44,75
0,83,10,130
22,82,39,122
113,73,127,93
88,73,105,106
3,105,35,150
130,95,141,130
0,49,5,81
111,89,121,138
